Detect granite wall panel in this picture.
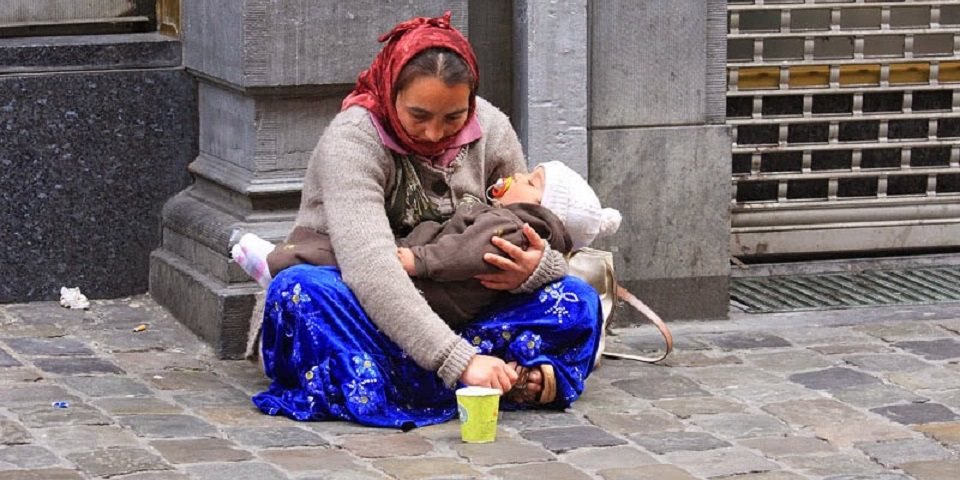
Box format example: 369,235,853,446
0,68,197,302
0,33,180,73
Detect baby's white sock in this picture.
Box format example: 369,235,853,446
231,233,276,288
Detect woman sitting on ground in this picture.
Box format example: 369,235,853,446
251,12,603,429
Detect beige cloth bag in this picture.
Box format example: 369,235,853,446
566,247,673,365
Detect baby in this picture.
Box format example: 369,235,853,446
233,161,621,328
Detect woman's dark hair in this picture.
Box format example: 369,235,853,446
395,47,475,94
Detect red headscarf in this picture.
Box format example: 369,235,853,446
341,12,480,158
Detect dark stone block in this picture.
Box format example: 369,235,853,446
223,426,327,448
185,463,287,480
0,445,61,469
823,474,912,480
0,470,83,480
870,403,960,425
629,431,731,454
789,367,882,391
520,426,626,452
61,376,152,398
708,332,792,350
0,65,196,303
2,337,94,356
12,404,112,428
0,385,79,406
5,302,87,326
0,419,31,445
33,358,124,375
0,34,180,73
149,438,253,464
89,303,161,329
613,375,709,400
893,339,960,360
65,447,171,478
842,354,930,372
498,410,589,431
619,333,711,353
171,387,253,408
119,415,218,438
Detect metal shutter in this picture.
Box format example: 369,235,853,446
728,1,960,258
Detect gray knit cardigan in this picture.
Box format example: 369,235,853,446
293,97,567,387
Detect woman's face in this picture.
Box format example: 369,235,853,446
395,75,471,144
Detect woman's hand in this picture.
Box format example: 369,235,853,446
475,224,545,290
459,354,519,393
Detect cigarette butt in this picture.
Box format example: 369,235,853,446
133,324,148,332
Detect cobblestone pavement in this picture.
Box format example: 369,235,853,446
1,296,959,479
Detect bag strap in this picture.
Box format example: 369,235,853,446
601,285,674,363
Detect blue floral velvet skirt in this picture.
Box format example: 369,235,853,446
252,264,602,429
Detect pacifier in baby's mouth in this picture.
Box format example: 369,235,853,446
486,176,513,201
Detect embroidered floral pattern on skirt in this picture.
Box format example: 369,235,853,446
253,265,601,428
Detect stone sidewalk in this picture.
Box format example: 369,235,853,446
1,296,959,479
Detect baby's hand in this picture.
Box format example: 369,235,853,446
397,247,417,276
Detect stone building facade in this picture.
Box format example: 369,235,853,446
1,1,731,358
0,0,195,303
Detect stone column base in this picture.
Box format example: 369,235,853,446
150,248,259,359
149,183,294,358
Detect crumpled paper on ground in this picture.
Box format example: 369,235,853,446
59,287,90,309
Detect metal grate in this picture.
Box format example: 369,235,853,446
728,1,960,258
731,265,960,312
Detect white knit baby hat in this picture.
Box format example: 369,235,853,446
537,161,622,251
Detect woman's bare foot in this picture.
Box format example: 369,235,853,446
505,361,544,404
